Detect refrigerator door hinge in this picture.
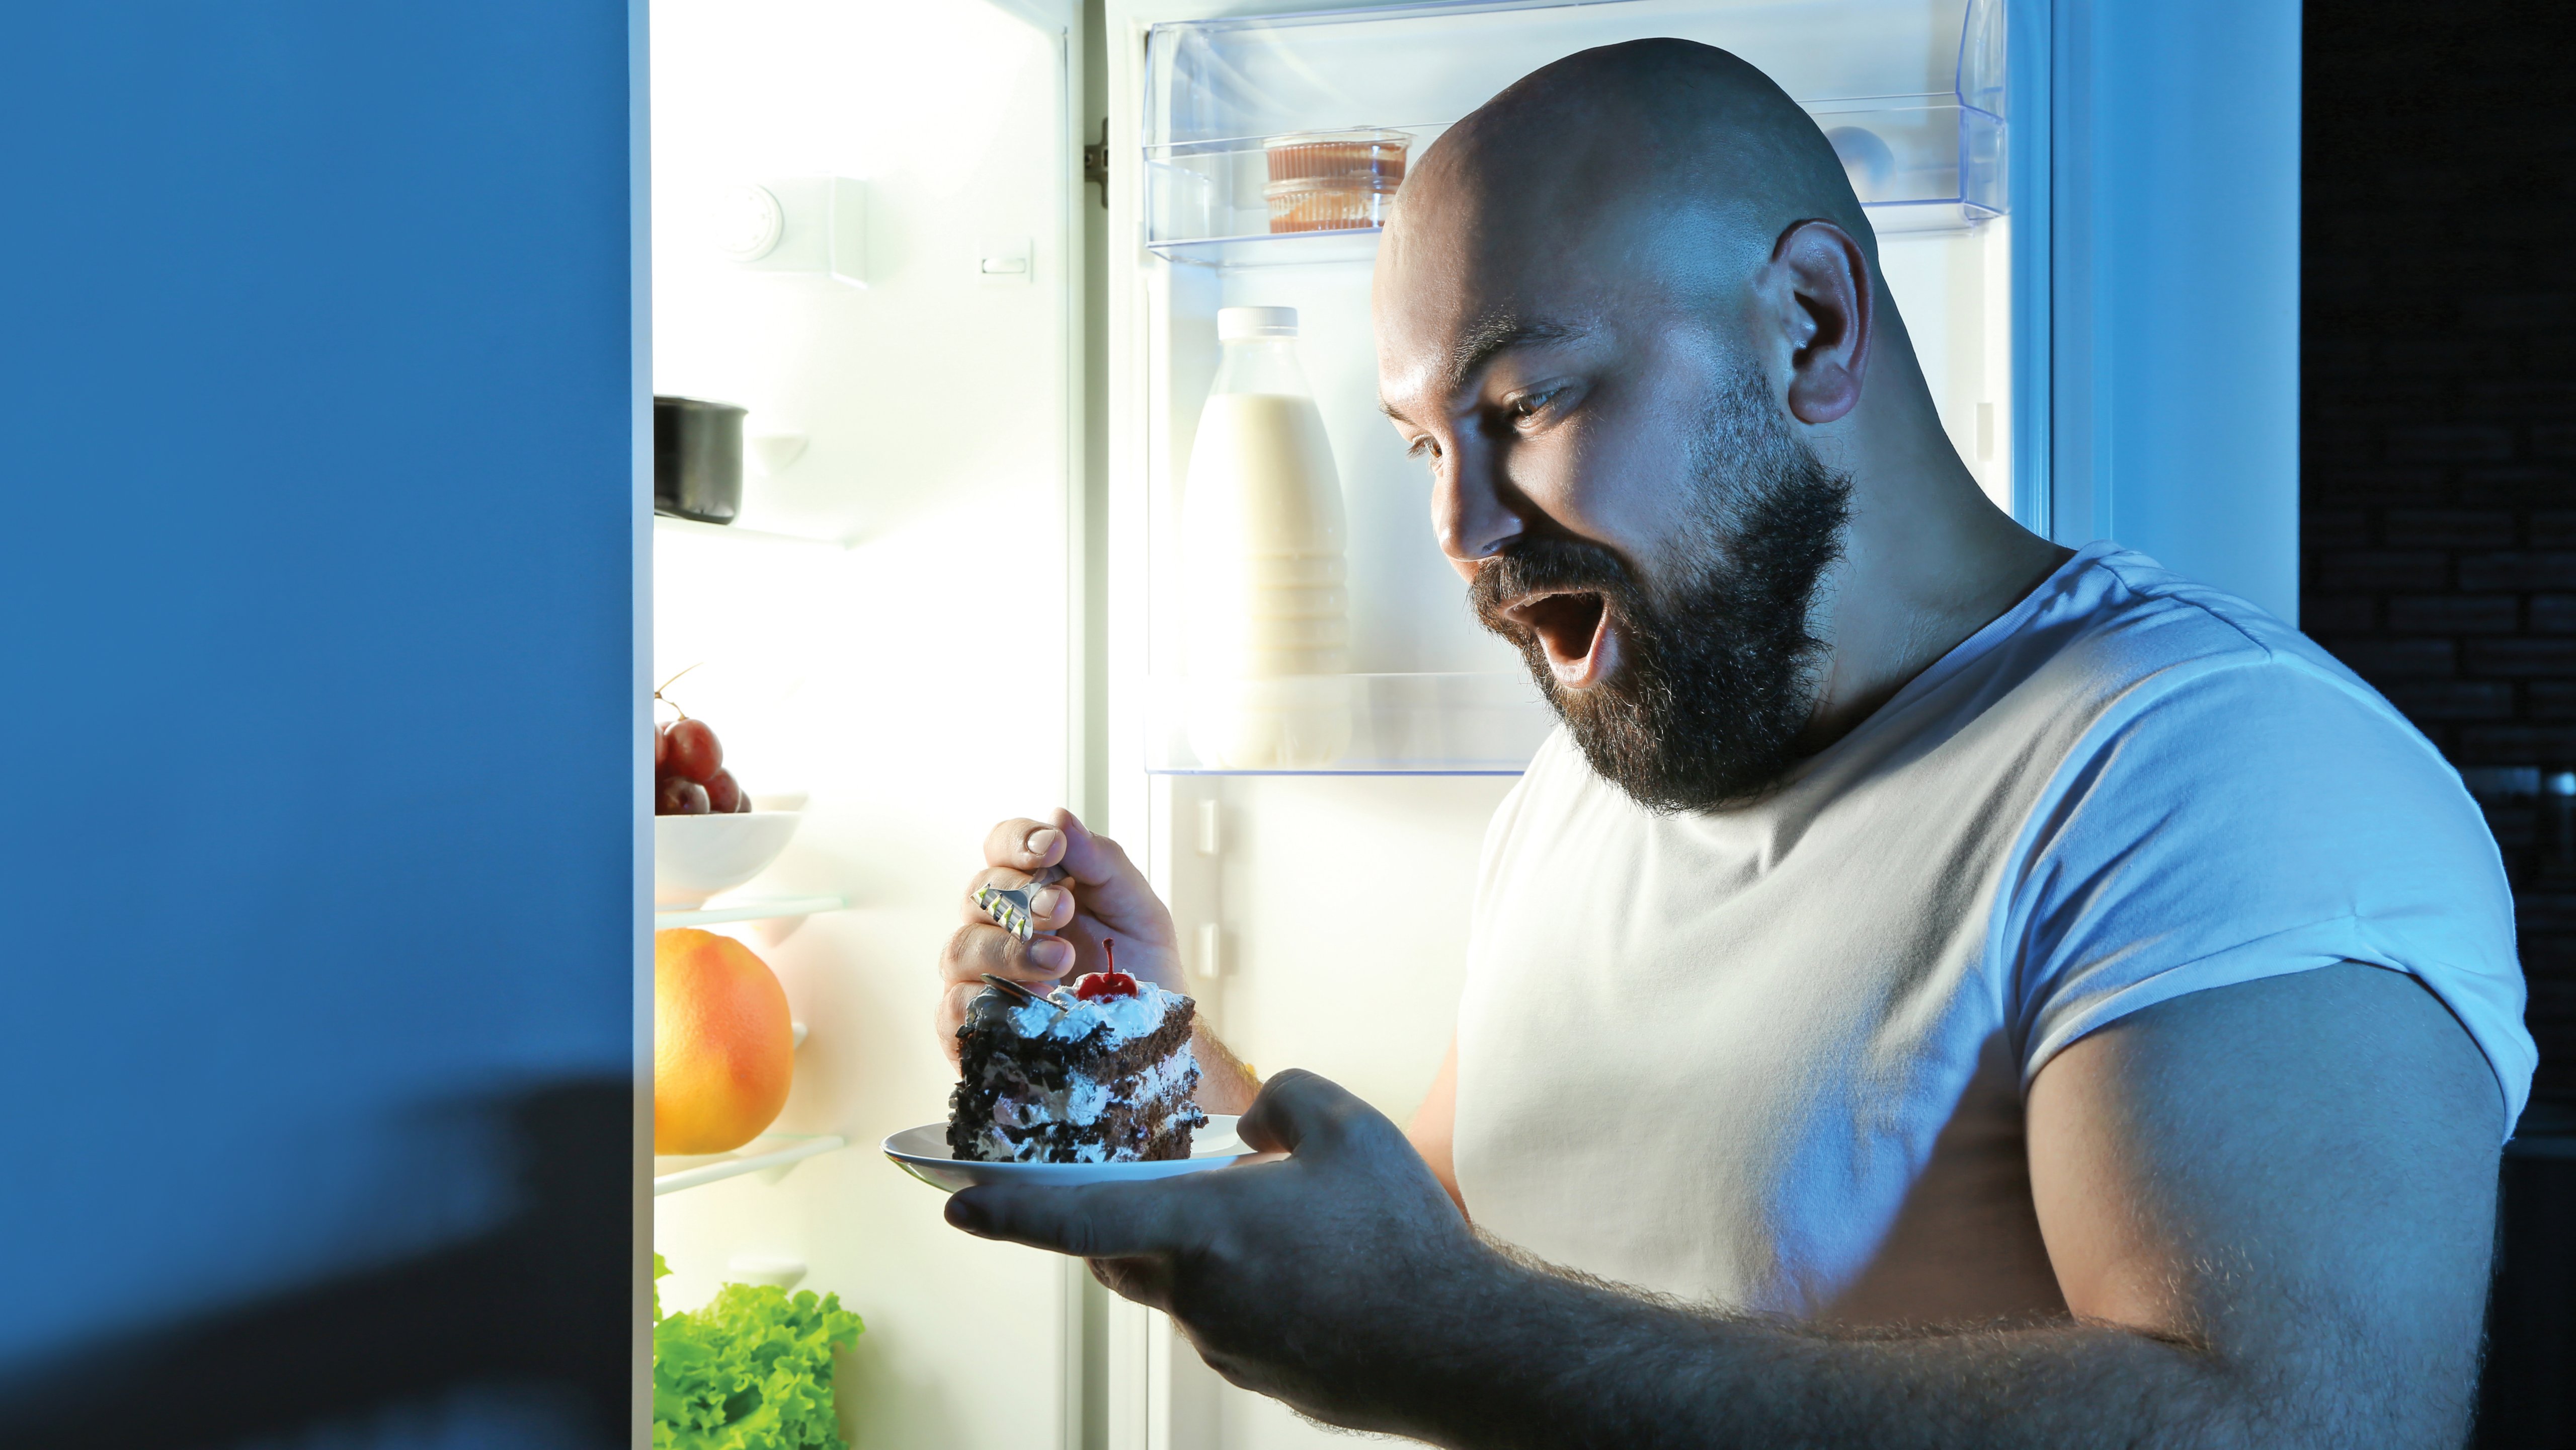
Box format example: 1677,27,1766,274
1083,118,1109,208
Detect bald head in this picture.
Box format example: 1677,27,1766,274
1373,38,1927,480
1380,39,1877,374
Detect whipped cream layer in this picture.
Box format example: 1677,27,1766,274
1003,979,1185,1047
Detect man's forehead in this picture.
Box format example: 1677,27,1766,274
1375,217,1601,390
1374,178,1725,409
1377,311,1592,417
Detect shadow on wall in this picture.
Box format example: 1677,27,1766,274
0,1081,632,1450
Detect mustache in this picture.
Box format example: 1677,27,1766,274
1468,536,1641,633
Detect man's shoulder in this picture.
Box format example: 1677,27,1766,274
1962,546,2460,841
2026,546,2390,728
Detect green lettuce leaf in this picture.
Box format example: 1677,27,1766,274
652,1270,864,1450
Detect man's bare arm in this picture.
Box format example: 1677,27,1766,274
951,963,2502,1449
1409,1035,1465,1214
1190,1020,1261,1115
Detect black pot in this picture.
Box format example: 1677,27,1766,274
654,396,746,524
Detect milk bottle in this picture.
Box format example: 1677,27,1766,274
1181,307,1352,769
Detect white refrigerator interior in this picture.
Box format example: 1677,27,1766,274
646,0,1088,1446
1100,2,2020,1445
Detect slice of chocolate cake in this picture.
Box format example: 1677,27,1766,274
948,967,1207,1163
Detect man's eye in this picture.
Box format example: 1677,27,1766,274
1405,436,1440,461
1509,390,1559,421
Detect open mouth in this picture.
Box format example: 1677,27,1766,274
1504,589,1616,689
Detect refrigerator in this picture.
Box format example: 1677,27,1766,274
641,1,2297,1447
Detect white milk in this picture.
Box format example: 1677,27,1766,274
1179,311,1352,769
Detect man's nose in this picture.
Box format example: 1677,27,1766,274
1431,441,1524,568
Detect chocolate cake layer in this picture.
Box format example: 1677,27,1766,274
948,981,1208,1164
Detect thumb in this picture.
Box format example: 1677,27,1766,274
945,1178,1199,1259
1236,1068,1384,1157
1047,809,1164,925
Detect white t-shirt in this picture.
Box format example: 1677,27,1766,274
1451,543,2533,1324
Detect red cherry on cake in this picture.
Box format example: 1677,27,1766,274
1072,940,1138,999
1074,971,1139,1001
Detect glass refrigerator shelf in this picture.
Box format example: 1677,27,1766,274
654,892,850,929
652,1133,848,1196
652,513,855,550
1145,671,1555,776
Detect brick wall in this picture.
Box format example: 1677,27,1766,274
2303,1,2574,1125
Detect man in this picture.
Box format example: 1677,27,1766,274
935,40,2532,1448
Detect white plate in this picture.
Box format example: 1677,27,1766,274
884,1115,1260,1192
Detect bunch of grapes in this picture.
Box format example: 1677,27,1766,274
656,717,751,815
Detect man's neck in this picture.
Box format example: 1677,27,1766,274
1800,451,2072,751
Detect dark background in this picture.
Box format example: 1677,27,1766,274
2302,1,2576,1443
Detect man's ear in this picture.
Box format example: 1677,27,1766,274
1765,220,1874,425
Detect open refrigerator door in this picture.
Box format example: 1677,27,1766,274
644,0,1093,1445
1098,1,2027,1445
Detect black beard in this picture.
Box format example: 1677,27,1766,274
1470,378,1853,813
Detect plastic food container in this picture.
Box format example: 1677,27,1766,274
1262,128,1409,234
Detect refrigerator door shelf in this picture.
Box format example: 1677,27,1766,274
1141,0,2007,259
1146,670,1554,775
1144,124,1437,262
1147,221,1390,270
1144,95,2000,261
1808,94,2006,224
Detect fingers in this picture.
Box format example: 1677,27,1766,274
1038,811,1174,938
1237,1069,1387,1158
984,817,1067,873
975,811,1175,953
983,811,1122,889
1043,809,1132,889
946,1179,1200,1259
942,920,1076,987
958,868,1078,935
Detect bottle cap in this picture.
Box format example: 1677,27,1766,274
1218,306,1299,340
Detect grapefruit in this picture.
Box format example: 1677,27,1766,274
654,928,795,1154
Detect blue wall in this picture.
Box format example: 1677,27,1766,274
0,2,633,1439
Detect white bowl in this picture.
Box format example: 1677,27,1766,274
653,809,801,907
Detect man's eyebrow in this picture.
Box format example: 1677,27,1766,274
1380,317,1587,424
1446,317,1584,394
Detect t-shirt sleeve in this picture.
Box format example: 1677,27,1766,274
2000,655,2534,1138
